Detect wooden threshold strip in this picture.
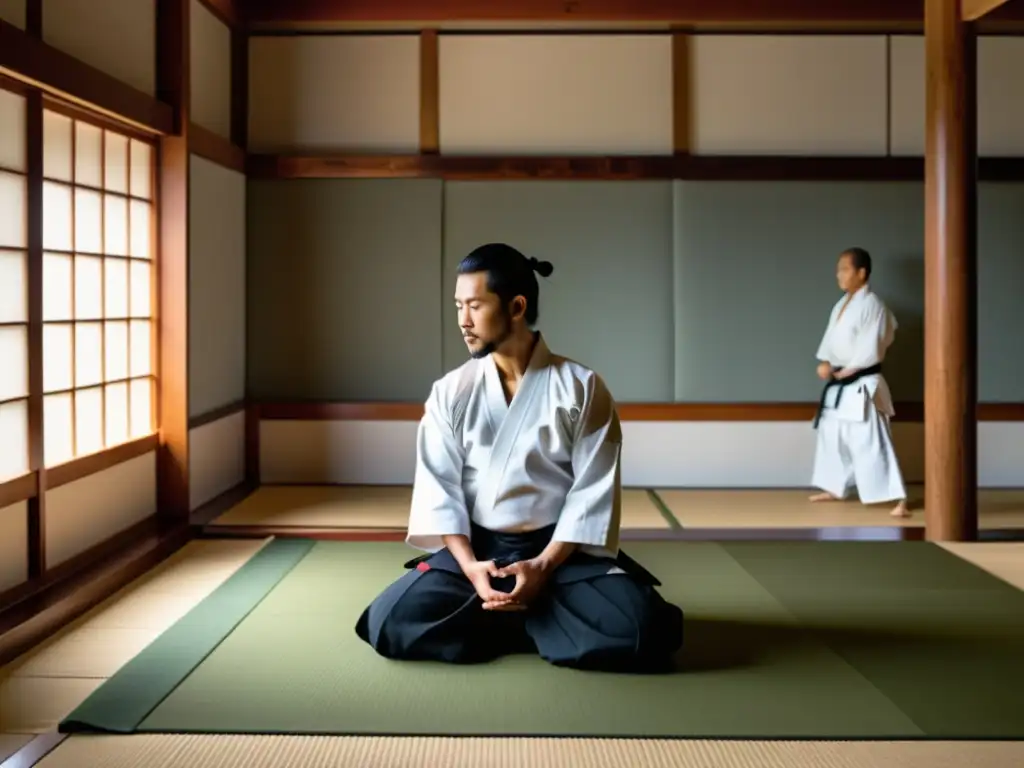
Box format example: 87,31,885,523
251,401,1024,422
1,729,67,768
190,122,246,173
246,153,1024,182
0,516,192,667
0,20,173,135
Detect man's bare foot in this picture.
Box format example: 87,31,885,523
809,492,840,502
890,500,910,518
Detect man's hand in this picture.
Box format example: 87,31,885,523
441,536,522,611
816,361,833,381
462,560,522,610
486,558,553,610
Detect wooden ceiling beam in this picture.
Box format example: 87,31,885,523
241,0,958,26
243,0,932,25
242,0,1024,29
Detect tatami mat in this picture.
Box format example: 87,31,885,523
655,487,1024,529
0,538,268,735
3,532,1023,767
36,733,1024,768
211,485,671,529
939,542,1024,591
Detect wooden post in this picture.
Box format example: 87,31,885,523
672,31,691,155
155,0,191,525
924,0,978,541
419,30,439,154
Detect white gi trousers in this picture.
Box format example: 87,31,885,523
811,400,907,504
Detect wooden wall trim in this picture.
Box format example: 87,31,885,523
0,474,38,510
251,401,1024,422
0,20,174,135
190,481,256,525
189,400,247,429
44,435,160,491
0,436,163,506
0,514,156,614
245,154,1024,181
189,122,247,172
240,0,1024,26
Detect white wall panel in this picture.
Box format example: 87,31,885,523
439,34,673,155
890,35,1024,156
43,0,156,96
45,452,156,568
248,35,420,152
258,419,1024,489
190,0,232,139
188,155,246,418
0,0,25,29
692,35,888,155
190,412,245,510
0,500,28,593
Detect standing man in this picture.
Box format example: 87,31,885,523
809,247,910,518
355,242,684,673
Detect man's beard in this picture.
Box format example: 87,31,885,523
468,314,511,359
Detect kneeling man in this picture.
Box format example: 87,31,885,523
355,243,684,673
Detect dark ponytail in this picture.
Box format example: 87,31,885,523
529,257,554,278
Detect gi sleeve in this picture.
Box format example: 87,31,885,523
405,381,471,552
845,299,897,370
553,373,623,558
816,303,838,362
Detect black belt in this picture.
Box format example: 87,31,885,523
469,522,556,568
813,363,882,429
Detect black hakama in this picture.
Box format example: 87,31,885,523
355,524,684,673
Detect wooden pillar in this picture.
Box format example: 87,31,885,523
155,0,191,525
924,0,978,541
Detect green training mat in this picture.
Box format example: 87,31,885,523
721,541,1024,739
60,539,1024,739
60,538,316,733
